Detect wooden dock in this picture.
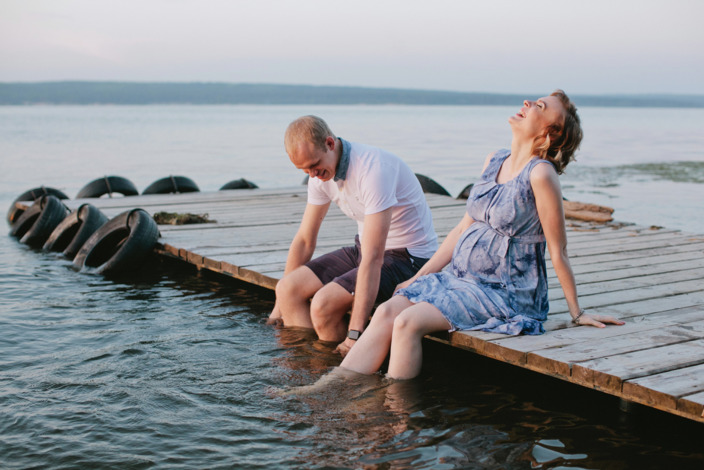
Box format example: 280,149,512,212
59,188,704,423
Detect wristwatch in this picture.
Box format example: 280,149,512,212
347,329,362,341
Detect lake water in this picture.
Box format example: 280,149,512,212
1,105,703,469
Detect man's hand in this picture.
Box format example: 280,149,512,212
334,337,356,357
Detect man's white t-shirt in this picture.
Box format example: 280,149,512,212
307,140,438,259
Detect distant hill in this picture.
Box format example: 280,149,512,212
1,81,703,108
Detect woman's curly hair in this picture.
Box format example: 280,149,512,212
533,89,583,174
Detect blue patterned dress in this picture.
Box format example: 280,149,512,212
396,149,552,335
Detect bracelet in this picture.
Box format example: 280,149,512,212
572,309,585,325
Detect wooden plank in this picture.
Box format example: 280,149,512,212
548,292,704,317
465,316,704,378
566,225,677,241
622,363,704,416
550,252,704,279
558,242,704,267
487,308,704,359
549,267,704,299
571,339,704,394
525,323,704,379
679,391,704,420
547,279,704,313
545,304,703,333
566,236,704,259
565,229,688,250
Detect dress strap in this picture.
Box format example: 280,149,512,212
481,149,511,180
527,157,557,174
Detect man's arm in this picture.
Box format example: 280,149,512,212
268,202,330,324
335,208,392,352
283,202,330,274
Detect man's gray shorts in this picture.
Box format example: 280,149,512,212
305,235,429,303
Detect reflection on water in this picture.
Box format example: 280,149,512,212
270,330,704,469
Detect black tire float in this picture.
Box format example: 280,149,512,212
10,195,69,248
43,204,109,259
142,176,199,195
6,186,69,226
219,178,259,190
76,176,139,199
415,174,451,197
73,209,159,274
457,183,474,200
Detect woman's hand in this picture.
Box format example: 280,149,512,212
573,312,625,328
394,278,416,294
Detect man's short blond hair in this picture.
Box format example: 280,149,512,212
285,115,336,154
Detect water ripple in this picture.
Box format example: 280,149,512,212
1,234,703,469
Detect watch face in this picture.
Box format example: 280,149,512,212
347,330,361,340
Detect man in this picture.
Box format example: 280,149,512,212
268,115,438,356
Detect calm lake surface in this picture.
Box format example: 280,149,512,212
1,105,703,469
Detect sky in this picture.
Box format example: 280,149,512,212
1,0,703,95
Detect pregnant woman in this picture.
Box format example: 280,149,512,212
339,90,625,380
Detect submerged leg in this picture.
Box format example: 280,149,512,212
275,266,323,329
309,282,354,342
387,302,451,380
340,295,414,375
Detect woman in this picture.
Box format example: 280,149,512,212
340,90,624,380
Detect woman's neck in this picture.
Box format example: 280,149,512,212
508,139,536,167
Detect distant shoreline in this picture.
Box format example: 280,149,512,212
1,81,703,108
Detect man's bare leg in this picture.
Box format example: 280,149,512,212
275,266,324,329
309,282,354,342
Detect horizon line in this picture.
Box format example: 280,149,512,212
2,80,702,98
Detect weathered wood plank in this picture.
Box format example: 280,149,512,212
550,253,704,280
548,292,704,317
526,323,704,379
549,267,704,299
622,363,704,414
571,339,704,394
678,391,704,419
487,308,704,359
557,242,704,267
565,229,688,250
547,279,704,313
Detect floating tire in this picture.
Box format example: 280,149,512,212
76,176,139,199
142,176,199,195
43,204,109,259
415,174,451,197
10,195,69,248
73,209,159,274
457,183,474,200
6,186,69,226
219,178,258,190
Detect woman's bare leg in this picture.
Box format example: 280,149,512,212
387,302,451,380
340,295,414,375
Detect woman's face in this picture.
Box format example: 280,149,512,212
509,95,564,139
